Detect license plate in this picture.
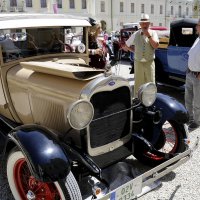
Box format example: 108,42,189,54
110,175,142,200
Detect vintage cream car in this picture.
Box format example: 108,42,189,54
0,14,196,200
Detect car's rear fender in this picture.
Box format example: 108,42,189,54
5,124,71,182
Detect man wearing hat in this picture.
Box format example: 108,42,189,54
123,14,159,96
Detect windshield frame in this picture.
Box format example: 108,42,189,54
0,26,88,64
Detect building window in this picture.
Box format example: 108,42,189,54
151,4,154,14
159,23,162,26
100,1,105,12
131,3,134,13
10,0,17,7
57,0,62,8
69,0,75,9
41,0,47,8
82,0,86,9
141,4,144,13
120,2,124,12
160,5,163,14
171,6,173,15
26,0,32,7
178,5,181,17
186,7,189,16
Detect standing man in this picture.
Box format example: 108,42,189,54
123,14,159,96
185,19,200,130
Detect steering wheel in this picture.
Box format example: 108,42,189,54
64,43,73,52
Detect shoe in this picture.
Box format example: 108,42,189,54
188,122,199,131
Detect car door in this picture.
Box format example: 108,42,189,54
167,45,189,77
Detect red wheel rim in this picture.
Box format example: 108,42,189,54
145,121,179,160
13,158,62,200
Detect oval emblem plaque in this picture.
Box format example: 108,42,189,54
108,81,115,86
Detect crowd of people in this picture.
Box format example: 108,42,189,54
87,14,159,96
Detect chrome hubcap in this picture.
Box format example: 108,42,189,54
26,190,36,200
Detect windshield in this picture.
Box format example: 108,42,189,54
0,26,86,63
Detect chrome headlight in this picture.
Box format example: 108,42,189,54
138,82,157,107
67,100,94,130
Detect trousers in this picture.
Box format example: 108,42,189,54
134,60,155,97
185,71,200,125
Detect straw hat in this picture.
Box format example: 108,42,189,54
139,14,150,23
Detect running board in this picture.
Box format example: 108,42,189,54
169,75,185,83
99,137,199,200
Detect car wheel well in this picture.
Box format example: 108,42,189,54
4,140,17,156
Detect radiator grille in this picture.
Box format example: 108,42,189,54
89,87,131,148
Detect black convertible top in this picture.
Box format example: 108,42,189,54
170,18,198,28
169,18,198,47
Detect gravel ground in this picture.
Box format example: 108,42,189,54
0,157,14,200
138,127,200,200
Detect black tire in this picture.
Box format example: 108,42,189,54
7,147,82,200
134,120,187,166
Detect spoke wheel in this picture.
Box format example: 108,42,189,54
7,147,82,200
13,158,60,200
156,121,178,153
134,120,186,166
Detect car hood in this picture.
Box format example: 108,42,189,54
20,59,104,81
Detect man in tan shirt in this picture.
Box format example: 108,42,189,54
123,14,159,97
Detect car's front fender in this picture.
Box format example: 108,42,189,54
8,124,70,182
153,93,189,124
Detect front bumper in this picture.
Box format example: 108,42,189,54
99,137,199,200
